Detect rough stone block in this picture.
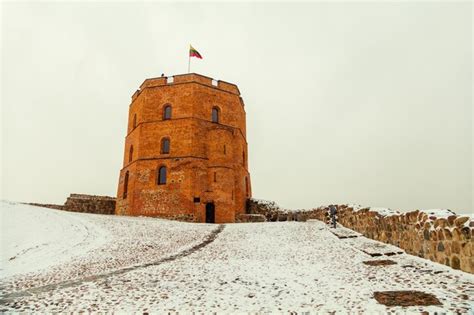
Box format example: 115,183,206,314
454,216,470,227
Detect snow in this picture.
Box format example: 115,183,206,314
346,204,366,211
0,201,214,287
0,201,109,277
420,209,458,218
345,205,400,217
1,202,473,313
419,209,473,230
369,207,400,217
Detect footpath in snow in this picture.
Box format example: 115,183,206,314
0,202,473,313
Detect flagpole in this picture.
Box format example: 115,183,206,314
188,54,191,73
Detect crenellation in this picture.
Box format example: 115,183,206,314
217,80,240,94
131,89,141,101
139,76,167,90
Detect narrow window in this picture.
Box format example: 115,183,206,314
245,177,249,196
133,114,137,129
161,138,170,154
129,145,134,162
163,104,172,120
242,150,245,166
123,171,129,199
214,172,217,182
157,166,167,185
211,107,219,123
224,145,226,155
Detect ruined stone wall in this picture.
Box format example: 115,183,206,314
235,213,267,223
64,194,116,214
308,205,473,274
245,199,312,222
29,194,116,215
245,199,473,274
27,203,65,211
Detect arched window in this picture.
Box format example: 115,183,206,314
133,114,137,129
161,138,170,154
163,104,172,120
245,177,249,196
123,171,129,199
157,166,167,185
211,107,219,123
129,145,134,162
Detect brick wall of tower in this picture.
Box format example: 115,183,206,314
115,73,251,223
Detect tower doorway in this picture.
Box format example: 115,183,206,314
205,203,215,223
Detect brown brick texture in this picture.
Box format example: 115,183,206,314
115,73,251,223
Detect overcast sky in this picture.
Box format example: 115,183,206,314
1,2,472,214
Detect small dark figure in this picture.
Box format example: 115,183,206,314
329,205,337,228
161,73,165,77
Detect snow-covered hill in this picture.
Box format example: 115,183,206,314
0,201,214,281
0,201,473,313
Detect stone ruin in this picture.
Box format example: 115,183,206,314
28,193,116,215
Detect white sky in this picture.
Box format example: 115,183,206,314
1,2,472,214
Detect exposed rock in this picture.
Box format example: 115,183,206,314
454,216,470,227
373,291,442,307
451,256,461,270
437,242,445,252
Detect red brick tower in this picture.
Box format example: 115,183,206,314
115,73,251,223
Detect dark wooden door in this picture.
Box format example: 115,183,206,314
205,203,215,223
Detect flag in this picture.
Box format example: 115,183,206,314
189,45,203,59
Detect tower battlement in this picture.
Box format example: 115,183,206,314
131,73,241,102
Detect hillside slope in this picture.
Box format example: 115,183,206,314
0,202,473,313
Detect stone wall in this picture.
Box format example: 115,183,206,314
246,199,473,274
307,205,473,274
64,194,116,214
29,194,116,215
245,199,311,222
235,213,267,223
27,203,65,211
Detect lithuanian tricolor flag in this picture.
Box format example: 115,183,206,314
189,45,203,59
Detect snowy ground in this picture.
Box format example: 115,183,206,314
1,202,473,312
0,201,109,277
